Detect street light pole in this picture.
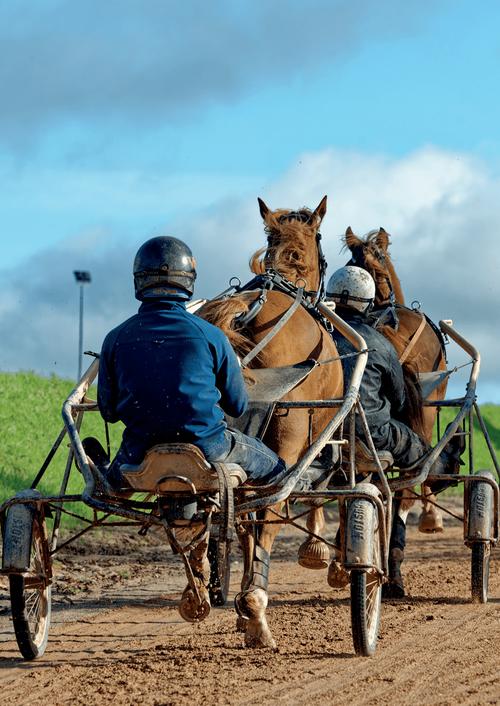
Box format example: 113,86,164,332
73,270,91,380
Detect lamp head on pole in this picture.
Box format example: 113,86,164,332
73,270,91,284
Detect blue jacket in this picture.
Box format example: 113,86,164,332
97,298,248,463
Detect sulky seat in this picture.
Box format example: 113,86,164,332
120,443,247,494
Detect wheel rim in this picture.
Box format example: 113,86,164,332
479,544,490,603
24,519,50,647
365,535,382,645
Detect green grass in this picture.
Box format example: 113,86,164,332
1,372,499,509
0,371,123,507
432,404,500,485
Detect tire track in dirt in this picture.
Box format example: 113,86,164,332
0,526,498,705
241,602,500,706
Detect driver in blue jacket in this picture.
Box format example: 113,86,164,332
88,236,286,490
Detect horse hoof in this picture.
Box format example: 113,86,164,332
418,507,444,534
236,615,247,633
244,628,277,649
298,537,330,570
327,559,350,589
382,581,405,599
178,585,211,623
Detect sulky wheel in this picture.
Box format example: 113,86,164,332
207,536,230,606
5,508,52,660
208,462,234,607
470,542,491,604
350,527,382,657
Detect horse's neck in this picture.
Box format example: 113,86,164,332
385,258,405,305
302,266,320,292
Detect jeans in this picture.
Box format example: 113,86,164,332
83,429,286,489
206,429,286,484
363,419,453,480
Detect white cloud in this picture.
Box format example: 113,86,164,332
1,145,499,402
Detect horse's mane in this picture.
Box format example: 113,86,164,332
250,208,320,282
342,228,393,285
198,297,252,353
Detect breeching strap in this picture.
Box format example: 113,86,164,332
240,286,304,369
399,314,427,364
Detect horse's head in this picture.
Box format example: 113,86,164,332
343,226,404,306
250,196,328,297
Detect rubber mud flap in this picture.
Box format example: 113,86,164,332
2,490,42,572
467,470,495,543
345,484,381,568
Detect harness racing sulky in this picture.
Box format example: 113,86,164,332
1,198,498,663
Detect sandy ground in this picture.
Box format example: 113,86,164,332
0,506,499,706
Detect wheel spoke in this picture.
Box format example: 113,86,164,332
26,595,41,622
24,576,46,590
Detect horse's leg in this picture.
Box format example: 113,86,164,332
235,506,282,648
298,506,330,569
236,514,256,632
177,523,211,621
418,483,444,533
238,513,256,592
383,491,412,599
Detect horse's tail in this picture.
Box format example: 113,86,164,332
401,362,426,439
380,324,426,439
197,296,255,356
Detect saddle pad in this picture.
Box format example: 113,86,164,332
245,359,317,402
226,359,317,438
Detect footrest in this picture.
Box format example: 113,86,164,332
356,440,393,473
120,443,247,493
346,440,394,474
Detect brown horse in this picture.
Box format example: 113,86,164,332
343,226,448,593
198,196,343,647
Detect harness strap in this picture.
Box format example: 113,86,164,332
399,314,427,364
234,289,268,328
240,285,304,368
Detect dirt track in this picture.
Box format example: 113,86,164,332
0,510,499,706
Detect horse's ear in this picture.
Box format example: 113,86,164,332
257,197,270,220
344,226,362,251
312,195,327,223
376,227,390,251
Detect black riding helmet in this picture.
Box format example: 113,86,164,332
133,236,197,300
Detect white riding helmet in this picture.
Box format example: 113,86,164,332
325,266,376,313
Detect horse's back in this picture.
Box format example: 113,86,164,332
250,291,343,462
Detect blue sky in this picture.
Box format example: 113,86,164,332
1,0,500,400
